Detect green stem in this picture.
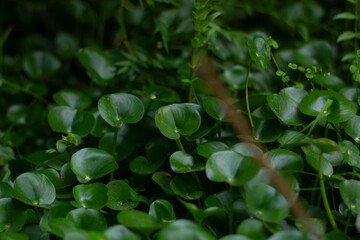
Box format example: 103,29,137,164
305,99,333,137
344,212,352,234
245,61,254,129
176,138,185,152
228,185,234,234
217,121,221,139
117,0,133,54
318,152,338,230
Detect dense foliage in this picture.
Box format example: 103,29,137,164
1,0,360,239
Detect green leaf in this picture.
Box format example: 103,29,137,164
247,37,271,69
223,65,254,91
202,96,227,121
70,148,118,183
169,151,195,173
53,89,92,110
155,103,201,140
155,20,169,53
267,87,308,126
277,130,306,149
158,219,216,240
40,203,72,232
133,85,180,103
12,172,56,207
73,183,108,210
152,171,174,195
253,118,283,142
0,182,12,199
299,90,356,123
22,51,61,80
337,31,357,42
219,235,252,240
305,151,333,176
229,142,263,158
206,151,259,186
268,231,316,240
76,47,116,85
48,218,76,238
104,225,141,240
314,74,345,90
294,41,333,68
48,106,95,137
333,12,356,20
343,115,360,142
197,141,228,158
306,138,340,153
339,140,360,167
170,174,202,200
264,149,304,172
246,183,289,222
149,199,176,223
98,93,144,127
178,198,225,223
66,208,107,231
117,210,159,236
0,198,28,232
55,33,79,58
0,144,15,166
236,219,267,240
339,180,360,214
0,232,29,240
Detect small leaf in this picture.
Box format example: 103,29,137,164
133,85,180,103
247,37,271,69
339,140,360,167
158,220,216,240
0,198,28,232
12,172,56,207
169,151,195,173
155,103,201,140
0,144,15,166
264,149,304,172
117,210,159,236
343,115,360,142
76,47,116,85
305,152,333,176
268,231,316,240
104,225,141,240
333,12,356,20
40,203,72,232
339,180,360,214
66,208,107,231
223,65,254,91
197,141,228,158
73,183,108,210
48,106,95,137
53,89,92,110
236,219,267,240
70,148,118,183
178,198,225,223
22,51,61,80
202,96,227,121
246,183,288,222
149,199,176,223
206,151,259,186
98,93,144,127
170,174,202,200
277,130,306,149
337,31,356,42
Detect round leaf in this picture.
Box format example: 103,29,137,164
246,183,289,222
264,148,304,172
339,180,360,214
149,199,176,223
70,148,118,182
104,225,141,240
66,208,107,231
158,219,216,240
155,103,201,140
170,175,202,200
22,51,61,80
343,115,360,142
169,151,195,173
53,89,92,110
236,219,267,240
0,198,28,232
305,151,333,176
219,235,252,240
206,151,259,186
133,85,180,103
202,96,227,121
106,180,140,211
223,65,255,91
268,231,316,240
117,210,159,235
40,203,72,232
0,144,14,166
73,183,108,210
299,90,356,123
197,141,228,158
12,172,56,207
314,74,345,90
98,93,144,127
247,36,271,69
76,47,116,85
48,106,95,137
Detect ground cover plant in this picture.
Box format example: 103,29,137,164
2,0,360,239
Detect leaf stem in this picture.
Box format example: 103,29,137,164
318,152,338,230
245,61,254,129
175,138,185,152
228,185,234,234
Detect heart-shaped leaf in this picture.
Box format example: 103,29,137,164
158,219,216,240
264,149,304,172
169,151,196,173
178,198,225,223
66,208,107,231
155,103,201,140
246,183,288,222
299,90,356,123
152,172,174,195
197,141,228,158
343,115,360,143
53,89,92,110
0,198,28,232
267,87,308,126
170,174,202,200
339,180,360,214
248,36,271,69
117,210,159,236
76,47,116,85
149,199,176,223
104,225,141,240
98,93,144,127
73,183,108,210
48,106,95,137
202,96,227,121
12,172,56,207
70,148,118,183
206,151,259,186
133,85,180,103
22,51,61,80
